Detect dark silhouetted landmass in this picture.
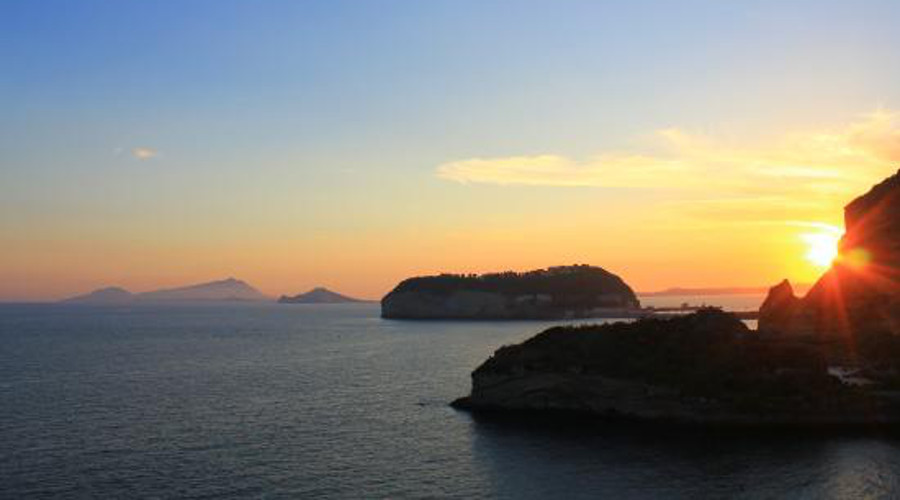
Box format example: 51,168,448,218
278,287,368,304
62,278,270,303
453,309,900,425
760,169,900,338
381,265,640,319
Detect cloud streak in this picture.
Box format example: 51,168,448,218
436,110,900,198
131,147,159,160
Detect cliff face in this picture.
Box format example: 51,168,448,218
452,310,900,424
382,290,513,319
759,169,900,337
381,265,640,319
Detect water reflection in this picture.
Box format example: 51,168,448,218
466,414,900,499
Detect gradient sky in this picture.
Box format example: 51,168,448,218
3,0,900,301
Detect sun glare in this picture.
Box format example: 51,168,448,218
801,230,842,268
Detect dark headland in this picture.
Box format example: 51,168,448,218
454,169,900,426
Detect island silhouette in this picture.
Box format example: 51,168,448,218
64,278,270,303
64,279,369,306
278,287,369,304
381,265,640,320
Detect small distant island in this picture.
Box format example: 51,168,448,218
454,169,900,426
63,278,270,304
278,287,368,304
381,265,641,320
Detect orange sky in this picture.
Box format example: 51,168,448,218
4,111,899,301
4,2,900,301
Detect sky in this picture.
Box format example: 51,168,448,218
2,0,900,301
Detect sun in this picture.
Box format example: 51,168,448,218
800,230,841,268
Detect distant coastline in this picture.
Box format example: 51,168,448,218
640,285,810,297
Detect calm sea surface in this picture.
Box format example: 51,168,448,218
3,297,900,499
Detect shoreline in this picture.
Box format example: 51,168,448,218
382,308,760,321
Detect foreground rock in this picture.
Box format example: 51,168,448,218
382,265,640,319
760,169,900,338
453,309,900,425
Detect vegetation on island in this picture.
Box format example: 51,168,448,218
388,264,640,308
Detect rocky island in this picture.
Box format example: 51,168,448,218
454,169,900,425
382,265,640,319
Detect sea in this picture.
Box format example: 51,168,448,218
3,294,900,499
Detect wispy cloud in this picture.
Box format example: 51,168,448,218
437,154,687,188
436,110,900,198
131,147,159,161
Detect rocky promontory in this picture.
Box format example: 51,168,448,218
453,309,900,424
381,265,640,319
454,170,900,425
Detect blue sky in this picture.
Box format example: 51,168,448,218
2,0,900,299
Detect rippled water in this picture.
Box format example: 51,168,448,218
2,301,900,499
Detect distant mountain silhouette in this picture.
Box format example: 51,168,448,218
63,286,134,304
136,278,269,302
62,278,270,303
278,287,366,304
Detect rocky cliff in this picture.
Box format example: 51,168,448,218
381,265,640,319
759,169,900,338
